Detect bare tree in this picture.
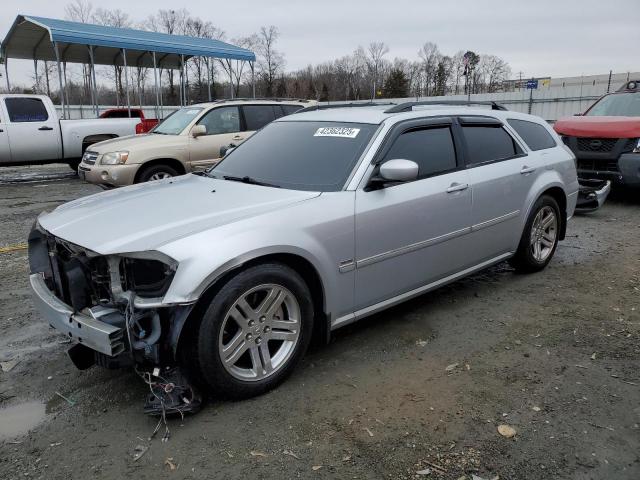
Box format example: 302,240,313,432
255,26,285,97
92,8,131,105
146,9,188,103
64,0,94,106
365,41,389,99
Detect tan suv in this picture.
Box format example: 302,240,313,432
78,99,313,187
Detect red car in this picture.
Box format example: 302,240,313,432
554,80,640,188
99,108,159,134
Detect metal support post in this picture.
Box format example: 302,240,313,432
53,42,66,118
122,49,131,117
152,51,160,120
88,46,98,116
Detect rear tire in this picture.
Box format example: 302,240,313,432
187,263,314,399
68,159,80,171
509,195,561,273
136,164,180,183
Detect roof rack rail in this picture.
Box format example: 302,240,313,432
298,101,396,113
384,100,508,113
193,98,312,105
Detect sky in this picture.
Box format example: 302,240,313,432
2,0,639,86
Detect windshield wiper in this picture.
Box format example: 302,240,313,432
223,175,280,188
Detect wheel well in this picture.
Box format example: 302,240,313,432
134,159,186,182
540,187,567,240
175,253,329,359
82,134,117,152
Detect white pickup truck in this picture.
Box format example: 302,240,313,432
0,94,140,170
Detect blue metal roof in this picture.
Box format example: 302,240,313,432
1,15,255,68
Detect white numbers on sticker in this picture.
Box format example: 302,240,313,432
314,127,360,138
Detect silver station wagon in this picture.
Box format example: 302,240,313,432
29,101,579,400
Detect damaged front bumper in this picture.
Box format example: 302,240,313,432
576,179,611,213
30,273,125,356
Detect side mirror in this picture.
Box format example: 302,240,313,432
191,125,207,138
379,159,419,182
219,143,237,157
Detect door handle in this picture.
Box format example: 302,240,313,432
446,182,469,193
232,135,243,140
520,165,535,174
38,126,53,131
0,129,3,133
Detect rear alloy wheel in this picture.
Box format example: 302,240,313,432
509,195,561,273
190,263,314,399
137,164,180,183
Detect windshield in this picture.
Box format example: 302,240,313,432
210,121,377,191
586,93,640,117
153,107,203,134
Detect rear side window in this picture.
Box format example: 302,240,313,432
5,98,49,122
462,126,520,166
282,104,304,115
383,127,457,179
507,119,557,151
243,105,277,131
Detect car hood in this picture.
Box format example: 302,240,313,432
554,116,640,138
38,174,320,255
88,133,182,152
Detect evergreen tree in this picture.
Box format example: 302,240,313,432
382,68,409,98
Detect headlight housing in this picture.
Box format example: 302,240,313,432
119,253,177,299
100,151,129,165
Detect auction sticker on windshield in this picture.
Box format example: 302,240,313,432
314,127,360,138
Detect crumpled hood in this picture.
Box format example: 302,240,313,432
88,133,181,153
38,174,319,254
554,116,640,138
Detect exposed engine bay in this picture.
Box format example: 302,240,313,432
28,224,201,417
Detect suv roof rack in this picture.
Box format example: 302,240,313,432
298,101,396,113
191,98,312,105
384,100,508,113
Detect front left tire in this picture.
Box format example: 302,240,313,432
187,263,314,399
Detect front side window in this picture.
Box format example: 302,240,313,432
153,107,203,135
507,119,557,151
462,126,520,166
5,98,49,122
382,127,457,179
211,121,377,191
586,92,640,117
198,106,240,135
242,105,277,131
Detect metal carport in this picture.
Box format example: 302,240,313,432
1,14,257,118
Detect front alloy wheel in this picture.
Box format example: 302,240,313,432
189,263,314,399
219,284,301,381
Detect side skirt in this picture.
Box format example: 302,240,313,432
330,252,513,330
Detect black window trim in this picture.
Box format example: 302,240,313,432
455,116,528,169
366,116,463,189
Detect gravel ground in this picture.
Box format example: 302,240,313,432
0,165,638,480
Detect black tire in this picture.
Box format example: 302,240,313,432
68,159,81,172
187,263,314,399
509,195,561,273
136,164,180,183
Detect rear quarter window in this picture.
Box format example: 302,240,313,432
5,98,49,122
462,125,521,166
507,119,557,151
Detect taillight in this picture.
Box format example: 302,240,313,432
135,123,144,134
